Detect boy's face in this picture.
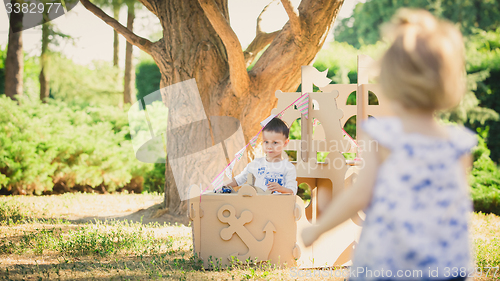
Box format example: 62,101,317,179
262,130,289,160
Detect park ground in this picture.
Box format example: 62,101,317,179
0,193,499,280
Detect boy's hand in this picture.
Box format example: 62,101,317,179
267,182,289,193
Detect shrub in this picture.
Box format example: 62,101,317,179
469,128,500,215
135,59,161,102
143,163,165,193
0,96,151,195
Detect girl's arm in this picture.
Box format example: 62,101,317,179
302,131,381,247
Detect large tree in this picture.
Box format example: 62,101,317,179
80,0,345,215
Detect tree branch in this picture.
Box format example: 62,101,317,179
80,0,153,55
137,0,158,17
281,0,301,36
243,1,280,67
198,0,250,96
256,0,277,34
249,0,344,94
244,31,279,67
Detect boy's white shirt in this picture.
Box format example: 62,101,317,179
234,157,298,194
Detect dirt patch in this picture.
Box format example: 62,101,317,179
0,193,190,226
72,202,190,226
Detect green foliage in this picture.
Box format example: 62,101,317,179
21,54,41,100
464,28,500,162
135,58,161,102
0,220,171,257
474,238,500,269
313,41,388,84
0,96,151,195
469,128,500,215
334,0,500,48
438,69,499,125
334,0,431,48
0,201,27,225
466,28,500,72
143,163,165,193
297,183,311,202
47,54,123,106
57,222,166,256
0,46,6,95
473,213,500,269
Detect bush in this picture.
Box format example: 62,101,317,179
47,55,123,106
469,128,500,215
0,96,152,195
464,28,500,163
135,59,161,102
143,163,165,193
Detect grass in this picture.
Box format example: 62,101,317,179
0,194,499,280
471,212,500,280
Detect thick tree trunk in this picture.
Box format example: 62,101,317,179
151,0,230,216
39,23,50,103
5,6,24,101
80,0,344,216
123,3,135,104
113,2,120,67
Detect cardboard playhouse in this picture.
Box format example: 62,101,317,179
188,55,394,269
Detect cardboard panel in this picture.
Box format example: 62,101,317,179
188,55,391,269
190,185,298,268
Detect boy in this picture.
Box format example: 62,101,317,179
224,118,297,194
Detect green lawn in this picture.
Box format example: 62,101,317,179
0,194,498,280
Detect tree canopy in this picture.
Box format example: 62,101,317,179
335,0,500,48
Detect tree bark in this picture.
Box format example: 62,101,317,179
82,0,345,216
123,2,135,104
113,1,120,67
5,4,24,101
39,23,50,103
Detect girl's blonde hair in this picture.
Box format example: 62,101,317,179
379,9,465,111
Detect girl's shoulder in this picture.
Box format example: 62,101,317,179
446,124,478,154
360,117,403,149
361,117,477,154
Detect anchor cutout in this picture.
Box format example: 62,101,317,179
217,204,276,262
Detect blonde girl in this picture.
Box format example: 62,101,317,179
302,9,476,281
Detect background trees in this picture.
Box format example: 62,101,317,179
334,0,500,48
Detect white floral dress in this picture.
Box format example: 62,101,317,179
351,117,477,280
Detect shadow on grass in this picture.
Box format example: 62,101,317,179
1,203,189,227
0,251,203,280
70,203,189,226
